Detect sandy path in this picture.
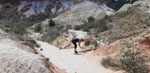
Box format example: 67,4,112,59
37,41,115,73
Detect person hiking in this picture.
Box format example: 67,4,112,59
72,38,84,54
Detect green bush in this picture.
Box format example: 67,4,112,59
5,3,12,8
82,23,93,31
92,15,108,33
34,23,42,32
11,23,26,35
74,25,82,30
74,17,95,31
49,18,55,27
0,6,15,20
22,12,48,26
119,48,149,73
87,16,95,23
74,16,107,32
65,25,72,31
94,21,107,33
0,20,26,35
74,21,93,31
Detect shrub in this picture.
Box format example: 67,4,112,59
22,12,48,26
74,21,93,31
87,16,95,23
0,6,15,20
41,25,64,42
94,21,107,33
74,17,95,31
49,18,55,27
5,3,12,8
74,16,107,32
74,25,81,30
82,23,93,31
0,20,26,35
34,23,42,32
94,16,108,33
11,23,26,35
65,25,72,31
119,40,149,73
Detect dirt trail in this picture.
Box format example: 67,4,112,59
37,41,116,73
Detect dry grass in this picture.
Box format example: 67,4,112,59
101,57,121,70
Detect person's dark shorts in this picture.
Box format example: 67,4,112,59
72,41,77,48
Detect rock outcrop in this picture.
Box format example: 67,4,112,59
0,29,51,73
52,30,88,49
52,30,100,50
117,0,150,14
54,1,114,25
95,0,150,43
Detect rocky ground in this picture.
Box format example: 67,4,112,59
0,29,67,73
36,41,120,73
1,0,150,73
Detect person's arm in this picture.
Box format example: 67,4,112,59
78,42,82,48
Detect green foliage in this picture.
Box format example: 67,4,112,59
0,20,26,35
119,48,149,73
94,20,107,33
74,20,93,31
49,18,55,27
42,25,64,42
65,25,72,31
11,23,26,35
5,3,12,8
34,23,42,32
18,12,49,27
0,6,16,20
87,16,95,23
74,16,107,32
93,15,109,33
74,16,95,31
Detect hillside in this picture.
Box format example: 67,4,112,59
1,0,150,73
95,1,149,43
0,29,50,73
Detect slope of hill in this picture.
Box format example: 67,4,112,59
93,0,150,43
1,0,150,73
0,29,67,73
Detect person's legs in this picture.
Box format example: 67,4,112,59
73,42,78,53
74,43,78,53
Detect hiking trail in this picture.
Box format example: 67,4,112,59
37,41,116,73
